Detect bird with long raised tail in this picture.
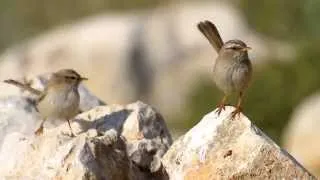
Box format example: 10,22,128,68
197,20,252,119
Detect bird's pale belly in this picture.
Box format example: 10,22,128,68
37,89,80,120
213,60,251,94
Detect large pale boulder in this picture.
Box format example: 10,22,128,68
283,93,320,177
0,101,172,179
162,106,315,179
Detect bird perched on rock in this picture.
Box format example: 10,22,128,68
4,69,87,136
197,20,252,119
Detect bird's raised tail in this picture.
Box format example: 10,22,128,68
4,79,42,96
197,20,224,53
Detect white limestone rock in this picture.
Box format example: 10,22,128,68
0,96,40,147
162,106,315,180
0,101,172,179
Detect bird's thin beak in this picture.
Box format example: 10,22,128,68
241,47,252,51
80,77,88,81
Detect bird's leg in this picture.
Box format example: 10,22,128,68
216,95,227,115
231,92,243,120
34,120,45,136
67,119,76,137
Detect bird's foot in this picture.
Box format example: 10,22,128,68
136,131,144,140
66,119,76,137
34,126,44,136
69,132,76,137
231,106,242,120
216,103,226,115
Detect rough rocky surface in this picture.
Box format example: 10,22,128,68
283,93,320,177
0,96,40,147
0,81,314,179
162,106,315,180
0,101,172,179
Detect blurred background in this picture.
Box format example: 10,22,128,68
0,0,320,176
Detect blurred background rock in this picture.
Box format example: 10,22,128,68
0,0,320,176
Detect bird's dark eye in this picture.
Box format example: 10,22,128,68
226,46,239,50
66,76,77,80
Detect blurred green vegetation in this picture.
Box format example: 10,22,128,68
0,0,162,51
239,0,320,41
172,0,320,143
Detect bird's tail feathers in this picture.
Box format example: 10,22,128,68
4,79,42,95
197,20,224,52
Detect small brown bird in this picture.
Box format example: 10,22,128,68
4,69,88,136
197,20,252,119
